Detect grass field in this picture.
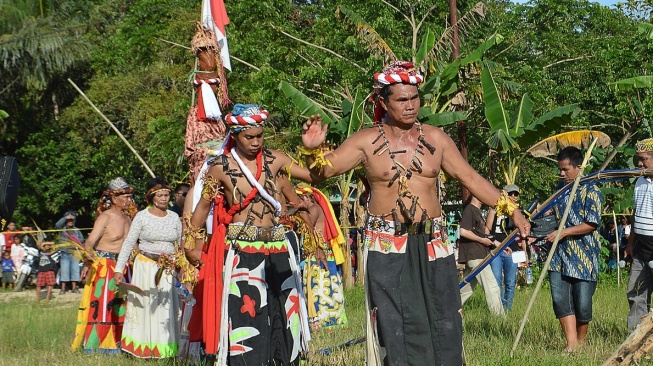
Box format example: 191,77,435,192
0,273,642,366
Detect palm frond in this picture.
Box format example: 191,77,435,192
0,16,90,90
429,2,487,64
526,130,611,158
337,6,396,64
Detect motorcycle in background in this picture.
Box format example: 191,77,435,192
14,243,39,291
14,244,60,291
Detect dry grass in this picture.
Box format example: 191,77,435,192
0,276,639,366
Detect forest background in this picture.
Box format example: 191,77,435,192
2,0,653,229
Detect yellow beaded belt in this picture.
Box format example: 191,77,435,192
227,224,286,242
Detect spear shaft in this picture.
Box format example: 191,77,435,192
67,78,156,178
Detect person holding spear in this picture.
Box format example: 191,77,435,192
544,146,603,353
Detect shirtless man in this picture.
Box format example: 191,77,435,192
185,104,313,366
71,177,135,354
300,61,530,366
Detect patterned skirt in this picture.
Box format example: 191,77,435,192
120,253,181,358
71,253,128,354
303,249,348,331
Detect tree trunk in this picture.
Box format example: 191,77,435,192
449,0,470,202
340,186,353,290
603,313,653,365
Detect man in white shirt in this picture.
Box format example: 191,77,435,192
626,137,653,331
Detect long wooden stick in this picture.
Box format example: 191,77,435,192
613,211,621,287
67,79,156,178
510,138,599,357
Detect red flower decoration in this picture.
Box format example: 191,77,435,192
240,295,256,317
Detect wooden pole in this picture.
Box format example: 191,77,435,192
510,138,599,357
67,79,156,178
613,211,621,287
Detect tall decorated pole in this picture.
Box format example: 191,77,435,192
184,0,231,184
180,0,231,361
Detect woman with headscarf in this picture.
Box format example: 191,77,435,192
114,177,183,358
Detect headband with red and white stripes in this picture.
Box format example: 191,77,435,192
224,110,269,127
373,72,423,86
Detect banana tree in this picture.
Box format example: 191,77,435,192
481,60,581,185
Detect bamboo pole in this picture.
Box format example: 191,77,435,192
613,211,621,287
67,79,156,178
510,138,599,357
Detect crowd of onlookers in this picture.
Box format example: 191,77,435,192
0,217,85,295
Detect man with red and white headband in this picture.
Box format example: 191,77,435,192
301,61,530,365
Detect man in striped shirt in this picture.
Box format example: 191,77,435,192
626,137,653,331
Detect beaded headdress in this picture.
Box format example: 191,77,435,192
636,138,653,153
97,177,134,217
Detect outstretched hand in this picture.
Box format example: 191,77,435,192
302,115,328,149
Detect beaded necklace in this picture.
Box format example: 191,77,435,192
370,122,436,223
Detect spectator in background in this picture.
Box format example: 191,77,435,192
10,235,25,273
619,216,631,257
487,184,526,311
545,146,602,353
601,222,619,270
21,225,38,248
36,242,58,302
459,195,505,317
2,251,15,289
626,137,653,331
2,221,18,252
56,211,85,294
170,183,190,217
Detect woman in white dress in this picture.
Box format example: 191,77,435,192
114,177,182,358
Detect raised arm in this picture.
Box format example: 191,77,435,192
300,115,365,181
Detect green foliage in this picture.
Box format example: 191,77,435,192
3,0,653,230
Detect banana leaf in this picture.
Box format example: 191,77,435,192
418,109,467,127
416,29,435,68
610,76,653,91
279,81,335,126
526,130,610,158
517,104,580,149
482,61,517,151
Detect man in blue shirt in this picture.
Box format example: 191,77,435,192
545,146,602,353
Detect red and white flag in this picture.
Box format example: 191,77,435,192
202,0,231,71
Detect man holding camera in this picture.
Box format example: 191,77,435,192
458,195,505,317
626,138,653,331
